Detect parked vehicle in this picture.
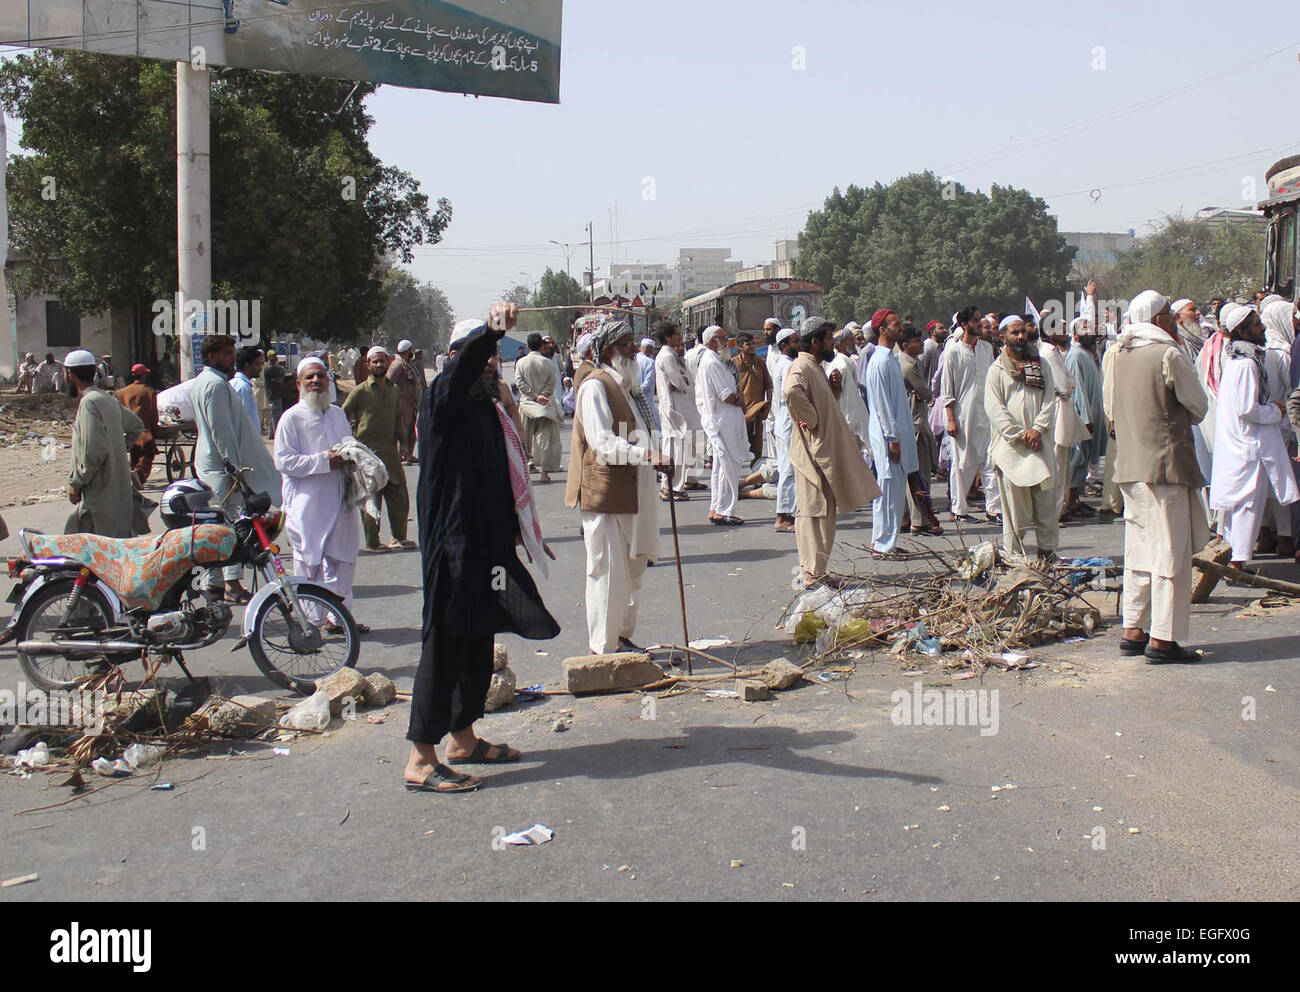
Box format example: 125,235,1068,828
4,462,359,694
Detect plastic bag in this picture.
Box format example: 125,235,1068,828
793,612,828,644
14,742,50,769
123,743,164,770
957,542,997,581
92,757,133,777
279,690,331,731
833,617,875,648
783,585,835,633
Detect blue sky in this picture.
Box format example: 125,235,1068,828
366,0,1298,318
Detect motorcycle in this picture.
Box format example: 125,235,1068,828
3,461,359,694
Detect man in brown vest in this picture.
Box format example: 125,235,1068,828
1106,290,1209,664
566,320,672,654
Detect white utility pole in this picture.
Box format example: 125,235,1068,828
176,61,211,380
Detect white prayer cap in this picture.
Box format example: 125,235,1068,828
396,339,413,354
366,345,388,360
763,316,781,327
1170,298,1194,315
1260,294,1284,310
1128,290,1168,325
998,314,1024,332
703,325,726,344
640,338,655,348
844,321,861,331
776,327,797,344
297,356,327,376
63,349,96,368
453,318,486,338
576,332,595,357
833,327,855,343
1069,316,1091,336
1222,303,1255,333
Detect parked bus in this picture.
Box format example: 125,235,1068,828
681,279,824,339
1261,155,1300,303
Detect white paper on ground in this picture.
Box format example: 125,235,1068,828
689,637,732,650
504,824,554,846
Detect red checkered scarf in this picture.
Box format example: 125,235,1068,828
494,402,547,576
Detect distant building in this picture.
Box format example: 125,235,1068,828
736,240,800,282
675,248,742,297
606,262,674,300
1060,231,1136,283
1190,206,1269,234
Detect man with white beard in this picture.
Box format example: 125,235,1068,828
941,306,998,522
565,320,671,654
1171,299,1207,361
826,327,871,462
696,325,749,525
1209,305,1300,569
1108,291,1209,664
273,356,368,631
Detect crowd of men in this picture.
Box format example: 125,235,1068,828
30,282,1300,792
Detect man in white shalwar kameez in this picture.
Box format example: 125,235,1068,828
863,312,918,555
1108,291,1210,663
1209,306,1300,567
985,317,1058,558
1258,296,1296,554
826,328,871,462
274,357,367,630
654,322,698,500
1039,317,1091,515
941,312,998,520
696,325,749,525
566,320,670,654
514,334,564,482
769,327,800,533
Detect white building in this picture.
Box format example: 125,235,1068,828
676,248,742,297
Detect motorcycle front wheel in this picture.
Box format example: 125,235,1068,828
247,583,359,694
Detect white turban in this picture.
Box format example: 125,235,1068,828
1069,316,1091,336
1170,298,1193,316
1221,303,1254,334
703,325,726,345
1261,298,1297,349
998,314,1024,332
366,345,388,360
63,349,96,368
453,318,486,338
576,332,595,357
1259,294,1284,310
396,339,413,354
776,327,797,344
1128,290,1168,325
297,356,326,376
640,338,655,348
844,321,861,332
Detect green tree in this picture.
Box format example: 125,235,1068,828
796,172,1076,321
0,50,452,346
418,283,455,351
533,266,586,339
1106,216,1264,302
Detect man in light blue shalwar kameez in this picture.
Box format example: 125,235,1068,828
864,311,918,554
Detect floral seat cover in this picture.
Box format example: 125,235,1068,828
23,525,237,611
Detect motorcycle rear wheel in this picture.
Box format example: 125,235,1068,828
247,583,359,694
15,581,131,691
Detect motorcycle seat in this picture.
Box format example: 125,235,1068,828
21,525,238,610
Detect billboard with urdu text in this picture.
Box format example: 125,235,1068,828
0,1,562,104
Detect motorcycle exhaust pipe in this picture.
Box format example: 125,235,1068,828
16,640,141,656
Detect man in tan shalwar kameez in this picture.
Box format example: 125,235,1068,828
514,333,563,482
783,318,880,585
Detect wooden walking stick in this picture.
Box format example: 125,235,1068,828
659,463,692,674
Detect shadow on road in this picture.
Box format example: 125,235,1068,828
467,724,945,789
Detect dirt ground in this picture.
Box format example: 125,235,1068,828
0,391,78,510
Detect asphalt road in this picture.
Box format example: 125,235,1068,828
1,453,1298,902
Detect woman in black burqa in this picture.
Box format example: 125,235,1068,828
404,304,560,794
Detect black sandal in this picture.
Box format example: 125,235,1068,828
404,762,479,793
446,739,522,765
